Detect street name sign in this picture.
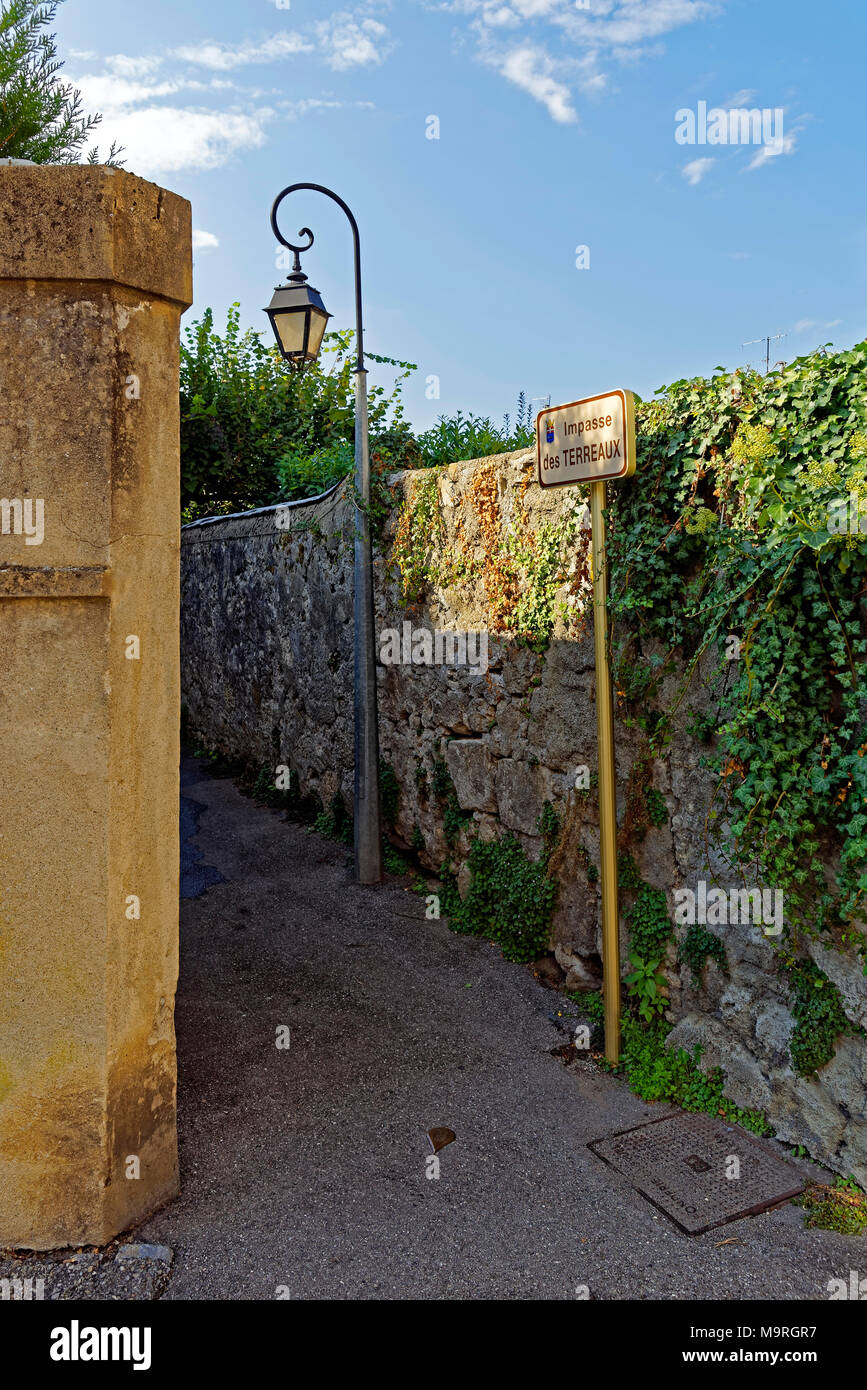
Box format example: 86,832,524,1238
533,385,638,1067
537,389,636,487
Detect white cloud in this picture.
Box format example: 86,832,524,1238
172,32,313,71
474,5,522,27
192,229,220,250
282,97,376,116
107,106,274,175
316,13,392,69
578,0,718,47
430,0,721,122
724,88,757,108
746,130,797,170
105,54,164,79
72,74,190,110
65,11,387,176
683,156,714,185
492,44,576,122
793,317,841,333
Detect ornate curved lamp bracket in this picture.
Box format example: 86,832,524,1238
270,182,364,371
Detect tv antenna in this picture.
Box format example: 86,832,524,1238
742,332,787,374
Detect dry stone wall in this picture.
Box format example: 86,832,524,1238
181,450,866,1185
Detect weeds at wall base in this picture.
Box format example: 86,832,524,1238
798,1181,867,1236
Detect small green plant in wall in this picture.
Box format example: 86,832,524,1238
445,835,557,964
624,953,669,1022
430,754,471,848
610,1019,772,1137
785,959,855,1077
678,924,728,985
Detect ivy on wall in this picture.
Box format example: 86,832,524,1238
606,342,867,966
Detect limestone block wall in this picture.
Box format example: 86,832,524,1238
0,166,191,1248
181,450,866,1186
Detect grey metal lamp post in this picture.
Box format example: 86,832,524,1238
266,183,382,884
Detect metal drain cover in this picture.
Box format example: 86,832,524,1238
589,1112,804,1235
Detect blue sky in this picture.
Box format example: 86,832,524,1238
56,0,866,431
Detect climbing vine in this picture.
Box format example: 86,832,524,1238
430,754,472,848
606,341,867,967
388,456,590,649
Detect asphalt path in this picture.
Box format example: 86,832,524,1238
3,754,863,1300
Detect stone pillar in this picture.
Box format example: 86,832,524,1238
0,166,192,1248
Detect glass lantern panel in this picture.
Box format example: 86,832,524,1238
307,308,329,359
273,308,308,357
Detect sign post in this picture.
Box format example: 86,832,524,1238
537,390,637,1064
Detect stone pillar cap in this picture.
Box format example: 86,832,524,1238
0,164,192,307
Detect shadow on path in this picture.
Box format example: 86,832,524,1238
5,752,853,1301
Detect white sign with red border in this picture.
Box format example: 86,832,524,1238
537,389,636,487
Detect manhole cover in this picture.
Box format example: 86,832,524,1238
588,1112,804,1235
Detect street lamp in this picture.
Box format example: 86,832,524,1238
265,259,331,368
266,182,383,885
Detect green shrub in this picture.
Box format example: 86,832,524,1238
446,835,557,963
180,314,413,520
276,438,354,501
416,395,535,468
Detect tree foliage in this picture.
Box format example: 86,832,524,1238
0,0,120,164
179,307,417,521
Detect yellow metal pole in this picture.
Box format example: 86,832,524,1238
589,480,621,1064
